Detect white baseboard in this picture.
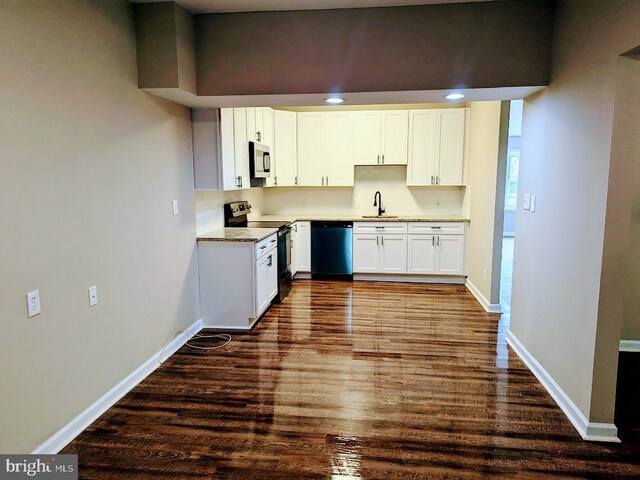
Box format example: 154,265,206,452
619,340,640,352
293,272,312,279
465,279,502,313
32,319,204,454
506,331,620,443
353,274,466,284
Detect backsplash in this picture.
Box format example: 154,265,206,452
195,188,265,235
262,166,466,216
195,166,466,234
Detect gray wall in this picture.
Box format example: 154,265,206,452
194,1,554,96
511,0,640,425
0,0,200,452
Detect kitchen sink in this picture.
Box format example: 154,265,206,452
361,215,399,219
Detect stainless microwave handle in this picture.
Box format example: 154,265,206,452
264,153,270,172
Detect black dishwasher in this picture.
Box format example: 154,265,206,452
311,221,353,278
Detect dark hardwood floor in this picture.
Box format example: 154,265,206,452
64,280,640,478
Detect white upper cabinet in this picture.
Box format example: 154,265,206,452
274,110,297,187
381,110,409,165
192,107,251,191
233,108,250,189
246,107,257,142
437,109,466,185
407,108,467,186
323,112,355,186
297,112,324,186
353,111,382,166
407,110,437,186
296,112,355,187
262,108,276,187
220,108,238,191
352,111,408,165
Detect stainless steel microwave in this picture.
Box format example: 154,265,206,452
249,141,271,178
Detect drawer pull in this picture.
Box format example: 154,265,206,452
260,245,267,250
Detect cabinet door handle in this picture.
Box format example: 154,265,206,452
377,154,380,164
376,236,379,246
326,176,329,186
431,175,434,185
381,236,384,246
437,236,440,247
436,176,440,185
274,176,277,186
257,131,261,142
268,255,272,266
432,237,435,246
237,176,242,188
295,176,298,185
382,154,385,164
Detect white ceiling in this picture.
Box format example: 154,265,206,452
132,0,494,14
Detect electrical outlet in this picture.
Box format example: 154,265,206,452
172,200,179,216
523,193,531,211
26,290,41,318
88,286,98,306
530,195,536,213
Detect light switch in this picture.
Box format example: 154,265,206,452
89,286,98,306
530,195,536,213
26,290,41,318
172,200,179,216
523,193,531,211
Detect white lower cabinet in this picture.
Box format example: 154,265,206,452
353,234,380,272
353,231,407,274
293,221,311,273
380,235,407,273
255,250,278,315
407,232,465,275
197,234,278,329
354,222,466,276
436,235,465,274
407,235,437,274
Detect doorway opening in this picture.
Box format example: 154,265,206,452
500,100,523,315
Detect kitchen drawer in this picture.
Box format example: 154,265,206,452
353,222,408,235
408,222,465,235
255,233,278,259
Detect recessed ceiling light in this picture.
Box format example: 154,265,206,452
325,97,344,104
445,93,465,100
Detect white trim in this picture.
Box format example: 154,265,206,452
32,319,204,454
465,279,502,313
353,274,466,284
506,331,620,443
293,272,312,279
619,340,640,352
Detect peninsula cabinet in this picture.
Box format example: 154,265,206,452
353,110,408,166
407,108,468,186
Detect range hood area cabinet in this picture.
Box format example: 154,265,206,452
296,112,355,187
407,108,469,187
193,107,274,191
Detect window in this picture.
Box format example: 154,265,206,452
504,150,519,211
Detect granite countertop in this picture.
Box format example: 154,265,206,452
197,228,278,243
252,214,470,223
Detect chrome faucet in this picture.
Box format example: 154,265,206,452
373,191,385,217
